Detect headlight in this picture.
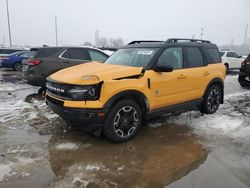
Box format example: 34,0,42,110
68,85,99,100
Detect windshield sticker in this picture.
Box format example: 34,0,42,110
137,50,153,55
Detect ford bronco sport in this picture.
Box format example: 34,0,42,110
46,38,226,142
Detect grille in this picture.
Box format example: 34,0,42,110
46,95,64,106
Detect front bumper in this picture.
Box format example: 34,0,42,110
46,95,105,131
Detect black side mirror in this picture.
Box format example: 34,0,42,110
153,64,173,72
238,55,242,58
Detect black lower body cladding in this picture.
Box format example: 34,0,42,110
46,95,105,132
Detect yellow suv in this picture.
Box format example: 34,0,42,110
46,38,226,142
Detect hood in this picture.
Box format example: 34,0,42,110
49,62,144,85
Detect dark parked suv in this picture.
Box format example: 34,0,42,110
22,46,109,90
238,54,250,87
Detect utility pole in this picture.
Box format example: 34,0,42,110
3,35,6,46
6,0,12,46
243,24,248,47
230,38,234,48
200,28,204,40
55,16,58,46
241,24,248,54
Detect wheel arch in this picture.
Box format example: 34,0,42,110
104,90,150,115
204,78,224,104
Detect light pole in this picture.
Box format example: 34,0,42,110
200,28,204,40
55,16,58,46
6,0,12,46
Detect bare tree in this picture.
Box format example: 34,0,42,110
97,36,108,47
83,41,92,46
109,38,124,48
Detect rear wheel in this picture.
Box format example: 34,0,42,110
200,85,221,114
103,100,142,142
13,62,22,71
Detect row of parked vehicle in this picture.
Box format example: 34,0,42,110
0,41,249,142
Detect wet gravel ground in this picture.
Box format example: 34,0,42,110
0,69,249,188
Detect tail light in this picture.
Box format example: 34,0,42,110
0,57,9,61
26,59,41,65
241,60,250,66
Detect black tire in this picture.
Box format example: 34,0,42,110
103,99,142,143
13,62,22,71
200,85,222,114
38,87,46,98
224,63,229,71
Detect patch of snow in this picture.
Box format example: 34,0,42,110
7,145,28,154
72,177,89,186
85,164,101,171
0,164,12,182
117,165,125,171
55,143,79,150
18,157,34,164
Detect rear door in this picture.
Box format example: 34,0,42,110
59,48,91,68
182,46,209,99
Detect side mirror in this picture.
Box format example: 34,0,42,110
238,55,242,58
153,64,173,72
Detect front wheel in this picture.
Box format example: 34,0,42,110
200,85,222,114
103,100,142,143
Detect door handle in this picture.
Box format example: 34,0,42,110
177,74,186,79
203,71,210,76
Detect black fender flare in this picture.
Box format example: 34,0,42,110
104,90,150,112
203,78,224,104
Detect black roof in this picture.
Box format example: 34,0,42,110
123,38,218,49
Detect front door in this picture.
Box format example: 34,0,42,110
149,47,191,110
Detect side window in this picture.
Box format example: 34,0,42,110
62,48,90,60
219,52,225,57
35,48,62,58
89,50,108,62
157,47,183,69
185,47,204,68
227,52,239,58
206,48,221,64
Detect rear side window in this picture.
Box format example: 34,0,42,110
206,48,221,64
219,52,225,57
34,48,62,58
89,50,108,62
185,47,204,68
61,48,90,60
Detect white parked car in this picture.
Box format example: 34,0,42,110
219,50,244,70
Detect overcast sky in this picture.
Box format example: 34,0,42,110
0,0,249,46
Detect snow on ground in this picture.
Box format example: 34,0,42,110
158,90,250,144
55,143,79,150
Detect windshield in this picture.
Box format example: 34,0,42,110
105,48,159,68
219,52,225,57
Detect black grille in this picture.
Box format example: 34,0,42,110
46,80,101,101
46,95,64,106
46,80,74,99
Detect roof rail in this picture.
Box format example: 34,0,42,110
128,40,165,45
166,38,211,44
